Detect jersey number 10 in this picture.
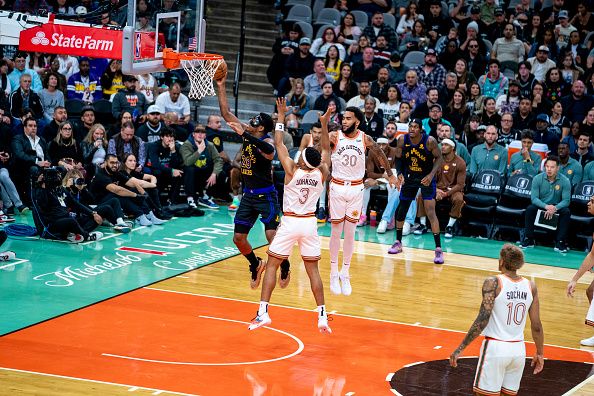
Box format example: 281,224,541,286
506,302,527,326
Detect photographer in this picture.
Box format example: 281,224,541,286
62,169,131,233
31,167,103,243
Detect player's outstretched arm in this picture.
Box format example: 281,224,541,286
528,281,545,374
450,276,498,367
567,244,594,297
364,134,397,187
318,107,331,178
422,136,443,186
214,73,240,126
274,98,296,177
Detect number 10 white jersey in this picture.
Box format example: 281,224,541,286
283,168,324,215
483,275,533,342
331,130,366,182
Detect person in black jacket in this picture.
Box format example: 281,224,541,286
136,105,165,143
8,73,44,127
147,127,184,204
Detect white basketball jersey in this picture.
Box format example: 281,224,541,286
483,275,533,342
283,168,324,215
331,130,366,181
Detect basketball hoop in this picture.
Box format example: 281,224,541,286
163,48,224,100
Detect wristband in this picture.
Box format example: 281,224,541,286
275,123,285,131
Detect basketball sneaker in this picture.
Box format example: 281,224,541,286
228,196,240,212
0,251,16,261
377,220,388,234
87,231,103,241
413,224,427,235
329,273,341,295
434,247,444,264
250,258,266,289
580,335,594,347
316,207,327,223
356,214,367,227
279,262,291,288
318,316,332,334
67,233,84,243
339,273,352,296
248,312,271,330
402,222,411,236
388,240,402,254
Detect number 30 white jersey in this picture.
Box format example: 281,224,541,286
331,130,366,182
283,168,324,216
483,275,533,342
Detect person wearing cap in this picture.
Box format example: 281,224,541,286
389,117,445,264
455,5,488,43
486,7,507,44
527,45,557,82
112,75,149,121
468,122,487,153
491,23,526,64
555,10,577,49
277,37,316,97
136,105,165,143
422,103,452,140
67,57,102,104
386,52,409,85
495,80,522,115
414,48,447,91
557,141,582,188
508,129,542,177
478,59,509,100
362,11,399,52
469,125,508,176
418,136,466,239
533,113,560,153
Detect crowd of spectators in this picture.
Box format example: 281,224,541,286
268,0,594,253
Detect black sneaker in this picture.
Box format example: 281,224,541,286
5,206,14,216
520,238,535,249
249,258,265,289
413,224,428,235
444,226,454,239
17,205,29,214
279,260,291,288
554,241,568,253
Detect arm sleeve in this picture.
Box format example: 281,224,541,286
243,133,274,155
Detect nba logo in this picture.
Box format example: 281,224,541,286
134,32,142,59
517,178,529,189
583,185,594,197
482,174,493,185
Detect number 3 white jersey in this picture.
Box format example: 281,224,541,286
283,168,324,216
331,130,366,182
483,275,533,342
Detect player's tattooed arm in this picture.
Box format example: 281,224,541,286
450,276,498,367
365,134,397,187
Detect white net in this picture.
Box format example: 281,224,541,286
181,57,224,100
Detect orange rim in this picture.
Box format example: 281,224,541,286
162,48,223,69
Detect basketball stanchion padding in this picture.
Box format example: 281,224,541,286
163,48,225,100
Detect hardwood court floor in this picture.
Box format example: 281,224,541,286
1,237,594,395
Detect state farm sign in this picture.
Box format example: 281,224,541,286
20,23,123,59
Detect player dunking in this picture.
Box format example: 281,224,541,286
567,196,594,346
450,244,544,396
328,107,397,295
249,99,332,333
215,74,290,288
388,119,445,264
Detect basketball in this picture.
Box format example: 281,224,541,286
214,60,227,81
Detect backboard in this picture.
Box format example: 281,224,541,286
122,0,205,75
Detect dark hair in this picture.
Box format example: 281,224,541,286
160,127,175,137
345,106,364,123
545,154,560,165
13,52,27,61
303,146,322,168
53,105,66,114
518,60,531,71
259,112,274,133
121,121,135,130
426,86,439,95
311,121,322,129
520,129,534,140
105,153,119,163
321,80,333,88
23,117,36,127
488,58,500,68
578,131,591,140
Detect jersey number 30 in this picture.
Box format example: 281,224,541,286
506,302,527,325
341,154,358,167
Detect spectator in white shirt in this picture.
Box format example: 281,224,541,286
154,82,191,128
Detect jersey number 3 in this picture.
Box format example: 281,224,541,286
299,188,310,204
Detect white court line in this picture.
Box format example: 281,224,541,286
103,315,304,366
0,258,29,270
564,369,594,395
144,287,592,353
0,367,196,396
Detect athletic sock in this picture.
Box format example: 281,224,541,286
330,222,343,274
342,221,356,271
318,305,327,318
447,217,457,227
396,227,403,242
245,251,260,268
341,262,349,277
258,301,268,316
420,216,426,226
433,233,441,249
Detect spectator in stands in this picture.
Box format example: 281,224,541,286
112,75,149,121
55,54,79,80
415,48,447,90
360,97,384,138
561,121,586,155
570,2,594,41
75,105,96,142
285,78,311,127
397,70,426,111
560,80,594,123
548,101,570,140
378,85,402,121
370,67,390,103
544,68,567,104
67,57,102,104
478,59,509,100
0,60,11,97
108,121,146,169
469,125,508,176
508,129,542,176
346,80,380,111
465,82,484,115
136,105,164,143
533,114,560,153
444,89,470,135
155,82,191,129
423,0,454,44
278,37,315,97
8,52,42,94
464,38,488,80
394,101,412,124
332,63,358,101
0,145,27,215
357,0,390,16
456,5,487,43
399,20,429,55
81,123,107,177
563,31,589,70
510,98,532,132
40,72,65,124
303,59,333,102
382,120,398,144
351,47,381,83
313,81,341,113
436,123,471,164
11,117,50,201
438,38,464,73
527,45,557,83
559,52,583,88
423,138,466,238
136,12,154,32
324,45,343,82
555,10,577,49
42,105,68,144
396,1,423,36
491,24,526,64
386,52,408,85
440,72,459,106
48,120,84,173
100,59,124,100
147,127,183,205
42,58,67,96
422,103,451,140
517,61,537,99
362,11,398,52
570,132,594,167
136,72,157,103
347,34,371,64
9,74,43,123
453,59,476,96
496,80,521,115
521,155,571,252
581,107,594,136
311,28,347,61
108,110,132,139
267,23,301,91
531,81,552,115
497,112,520,147
335,12,362,51
372,35,391,67
412,86,440,120
558,141,582,187
180,124,222,210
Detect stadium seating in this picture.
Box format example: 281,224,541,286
570,180,594,249
462,170,505,237
492,173,533,240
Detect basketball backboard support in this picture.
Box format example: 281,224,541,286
122,0,205,75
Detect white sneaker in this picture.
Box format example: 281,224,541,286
329,273,341,295
0,251,16,261
187,198,197,209
136,214,152,227
248,312,271,330
318,316,332,333
377,220,387,234
67,233,84,243
147,211,166,225
402,222,411,236
88,231,103,241
581,335,594,346
340,273,352,296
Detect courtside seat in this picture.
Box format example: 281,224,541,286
462,170,505,237
570,180,594,250
493,173,533,241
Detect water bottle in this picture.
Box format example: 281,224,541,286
370,210,377,227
